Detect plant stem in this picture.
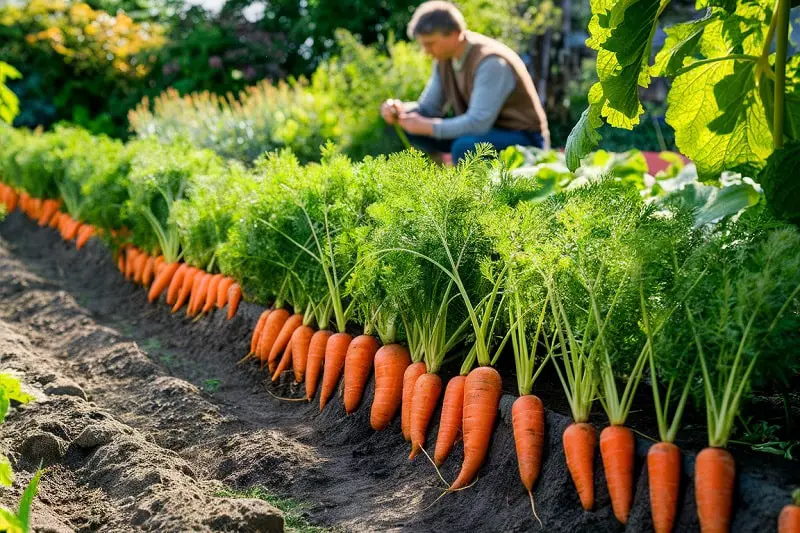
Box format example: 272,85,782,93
773,0,790,149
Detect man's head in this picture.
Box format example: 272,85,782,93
407,1,467,62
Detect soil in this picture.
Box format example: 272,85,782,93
1,210,797,532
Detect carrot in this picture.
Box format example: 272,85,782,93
189,273,211,316
76,224,95,249
216,277,234,308
6,188,19,212
267,313,304,373
166,263,189,305
64,219,81,241
648,441,681,533
305,330,333,401
409,372,442,460
271,335,294,382
291,325,315,383
37,199,60,226
512,394,546,494
153,256,165,277
343,335,380,414
226,283,242,319
695,447,735,533
433,375,466,466
401,362,428,441
141,255,157,287
370,343,411,431
172,267,198,313
202,274,224,313
148,262,180,303
450,366,503,490
779,489,800,533
249,310,271,357
256,308,290,365
49,211,62,229
117,254,125,273
133,252,148,285
563,422,596,511
125,248,138,280
600,425,635,524
319,333,353,411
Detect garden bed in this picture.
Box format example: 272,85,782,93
1,208,796,532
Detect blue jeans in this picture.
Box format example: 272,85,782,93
405,129,544,164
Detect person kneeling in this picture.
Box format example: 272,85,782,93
381,0,549,165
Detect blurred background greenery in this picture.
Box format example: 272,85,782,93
1,0,700,157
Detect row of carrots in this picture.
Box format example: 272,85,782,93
4,186,800,533
116,245,242,320
1,185,96,249
242,309,501,491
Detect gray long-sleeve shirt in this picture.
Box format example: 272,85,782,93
410,53,517,140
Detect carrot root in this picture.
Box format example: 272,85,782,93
563,422,596,511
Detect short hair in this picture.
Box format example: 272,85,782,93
407,1,467,38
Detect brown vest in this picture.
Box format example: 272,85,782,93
438,32,549,144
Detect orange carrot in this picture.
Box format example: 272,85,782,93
648,441,681,533
125,248,138,280
64,219,81,241
511,394,545,494
434,375,466,466
268,313,303,373
216,277,234,308
778,489,800,533
189,273,211,316
153,256,165,277
226,283,241,319
401,362,427,441
172,267,198,313
563,422,596,511
49,211,62,229
141,255,156,287
450,366,503,490
343,335,380,415
695,447,735,533
256,308,289,365
117,254,125,273
319,333,353,411
409,372,442,460
166,263,189,305
370,344,411,431
601,425,635,524
76,224,95,249
133,252,148,285
202,274,224,313
37,199,60,226
148,262,179,303
291,325,315,383
271,335,294,382
250,310,271,357
305,330,333,401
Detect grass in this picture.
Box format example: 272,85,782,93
215,486,334,533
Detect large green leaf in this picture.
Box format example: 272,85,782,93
0,455,13,487
565,84,605,171
653,12,718,76
759,141,800,223
0,508,24,533
594,0,661,125
666,59,773,180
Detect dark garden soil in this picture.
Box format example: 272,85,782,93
0,211,797,532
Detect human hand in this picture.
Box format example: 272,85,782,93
381,99,402,125
398,111,434,136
